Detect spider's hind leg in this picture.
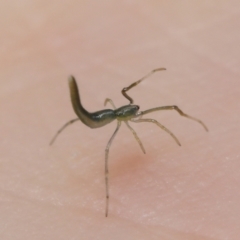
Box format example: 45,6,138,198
49,118,80,145
131,118,181,146
125,121,146,154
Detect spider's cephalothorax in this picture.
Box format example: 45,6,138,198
114,105,140,121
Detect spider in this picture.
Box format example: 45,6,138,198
50,68,208,217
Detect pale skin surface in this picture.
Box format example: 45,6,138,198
0,1,240,240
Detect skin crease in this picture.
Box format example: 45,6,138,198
0,1,240,239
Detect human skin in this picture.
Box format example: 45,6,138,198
1,1,240,240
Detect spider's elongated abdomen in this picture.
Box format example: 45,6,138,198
87,109,116,128
68,76,116,128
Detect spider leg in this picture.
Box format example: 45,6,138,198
141,105,208,131
49,118,79,145
105,121,121,217
122,68,166,104
104,98,116,109
125,121,146,154
104,99,145,153
131,118,181,146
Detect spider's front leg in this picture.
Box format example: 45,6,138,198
105,121,121,217
141,105,208,132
